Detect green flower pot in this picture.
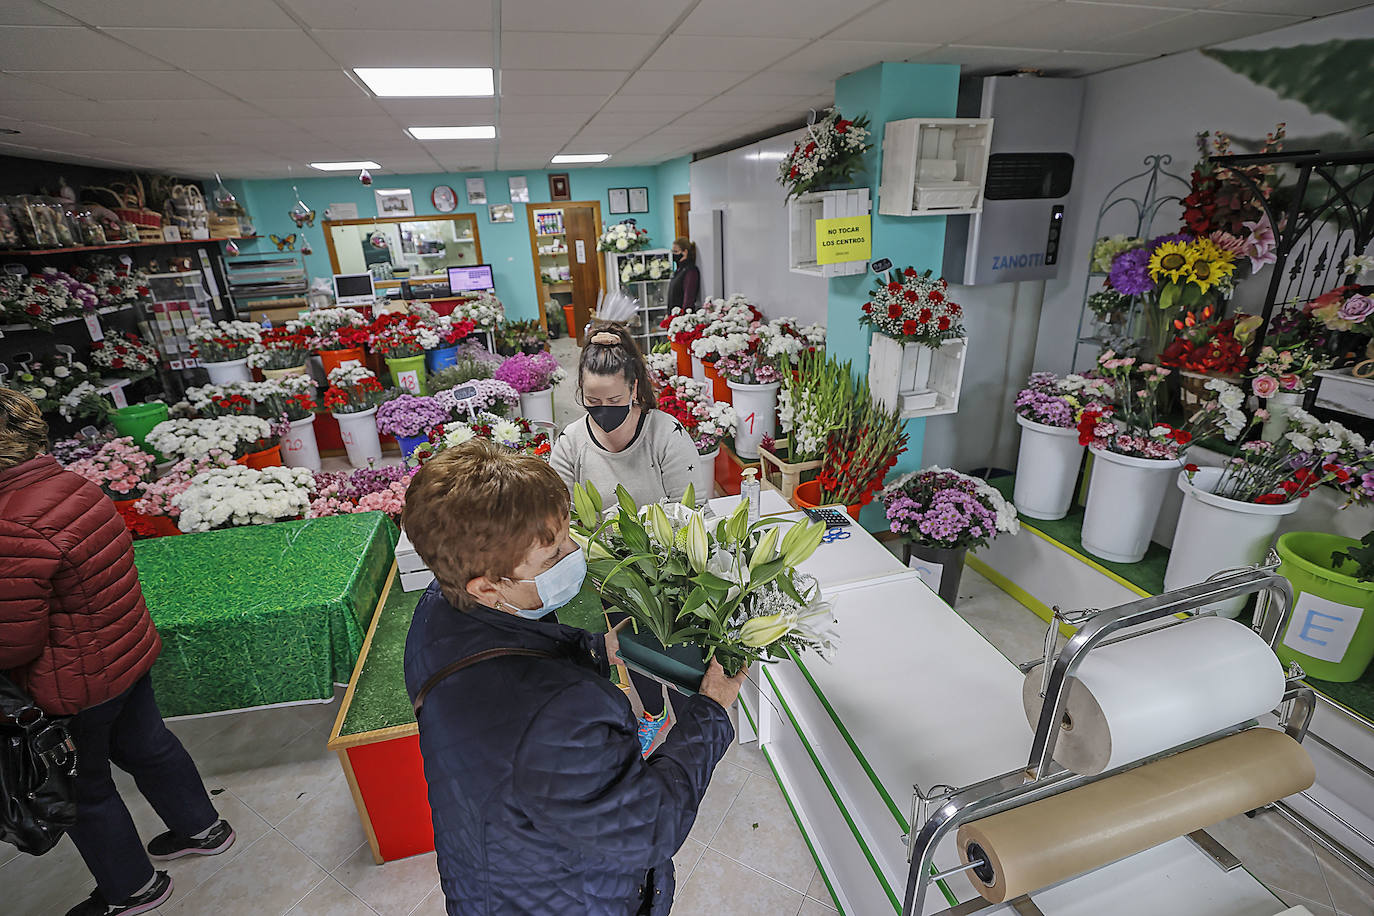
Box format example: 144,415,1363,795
1276,531,1374,683
111,402,168,458
386,354,428,396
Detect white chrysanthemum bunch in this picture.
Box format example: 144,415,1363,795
646,351,677,387
58,382,111,422
598,223,649,252
450,293,504,332
186,320,262,363
173,464,315,533
147,415,272,461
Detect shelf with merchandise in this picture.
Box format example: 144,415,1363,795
1,237,239,257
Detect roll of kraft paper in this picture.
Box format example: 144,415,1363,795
1022,616,1286,775
957,727,1315,903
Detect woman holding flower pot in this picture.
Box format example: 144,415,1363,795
550,322,700,510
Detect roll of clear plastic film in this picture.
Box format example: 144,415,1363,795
1022,616,1287,776
956,728,1315,903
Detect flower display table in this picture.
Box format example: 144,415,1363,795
134,511,397,717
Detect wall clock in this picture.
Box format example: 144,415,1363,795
432,185,457,213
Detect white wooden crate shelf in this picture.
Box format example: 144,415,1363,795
878,117,993,217
787,188,870,279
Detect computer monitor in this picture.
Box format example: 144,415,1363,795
333,272,376,307
447,264,495,294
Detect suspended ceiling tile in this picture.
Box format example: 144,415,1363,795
14,69,233,100
44,0,296,28
620,70,752,95
294,115,403,134
105,28,338,71
0,73,85,101
0,99,125,122
729,71,837,97
0,117,95,140
582,111,680,133
499,110,594,128
501,0,693,35
500,94,611,114
1019,48,1152,76
500,70,629,96
311,29,492,68
964,1,1193,51
501,31,659,70
67,120,209,143
1101,8,1305,55
641,35,806,71
703,90,817,112
677,0,877,39
245,97,385,118
1212,0,1366,12
909,44,1050,72
0,26,174,69
279,0,493,30
600,94,699,114
192,69,369,100
1,0,80,26
376,98,496,121
770,40,938,74
832,0,1056,43
93,98,270,120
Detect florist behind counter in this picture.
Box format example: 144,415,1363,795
401,438,746,915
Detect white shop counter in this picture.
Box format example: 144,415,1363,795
705,494,1296,915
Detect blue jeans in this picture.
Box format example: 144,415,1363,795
65,674,218,903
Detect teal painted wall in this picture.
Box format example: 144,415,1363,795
229,165,674,323
829,62,959,527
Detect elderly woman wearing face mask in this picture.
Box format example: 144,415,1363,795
549,320,700,509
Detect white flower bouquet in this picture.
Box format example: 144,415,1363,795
777,107,873,201
449,293,505,332
173,464,316,533
187,320,263,364
147,415,274,461
598,222,650,253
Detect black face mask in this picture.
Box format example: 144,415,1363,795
673,252,684,263
587,404,631,433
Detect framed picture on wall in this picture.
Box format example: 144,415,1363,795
508,176,529,203
608,187,629,214
465,177,487,205
488,203,515,223
628,187,649,213
549,173,571,202
374,188,415,217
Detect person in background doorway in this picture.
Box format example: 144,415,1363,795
550,320,700,509
402,440,743,915
667,237,699,313
0,389,233,916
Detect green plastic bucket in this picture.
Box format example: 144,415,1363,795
386,354,429,396
1275,531,1374,682
110,402,168,456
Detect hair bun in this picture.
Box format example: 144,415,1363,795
590,331,620,345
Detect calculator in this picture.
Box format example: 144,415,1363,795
802,507,852,529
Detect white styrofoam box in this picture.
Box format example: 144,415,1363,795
878,117,993,217
867,334,966,419
787,187,870,279
401,568,435,592
1314,368,1374,419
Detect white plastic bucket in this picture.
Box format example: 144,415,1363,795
1081,446,1182,564
333,406,381,467
203,357,251,384
692,447,718,500
281,414,321,471
728,381,779,459
518,387,555,426
1012,414,1084,521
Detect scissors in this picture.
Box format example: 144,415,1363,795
820,527,851,543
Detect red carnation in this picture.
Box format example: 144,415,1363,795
1185,463,1200,473
1255,494,1286,505
928,289,945,303
918,308,933,323
902,288,919,303
887,303,903,319
903,267,917,278
862,302,873,313
1170,429,1192,445
111,358,125,368
1077,410,1102,447
1324,463,1352,483
835,120,850,133
937,316,951,331
948,303,962,316
902,320,918,334
887,281,903,293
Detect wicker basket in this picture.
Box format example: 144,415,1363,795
108,174,162,231
1177,370,1240,413
758,437,822,500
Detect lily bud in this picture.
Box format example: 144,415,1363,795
749,526,780,574
780,519,824,567
739,613,793,648
686,512,710,573
569,529,612,560
646,503,673,547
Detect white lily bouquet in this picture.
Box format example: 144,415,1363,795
571,481,837,676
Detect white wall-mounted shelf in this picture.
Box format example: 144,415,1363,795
878,117,993,217
787,188,870,279
867,334,966,419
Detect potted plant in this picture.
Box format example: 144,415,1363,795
881,468,1019,606
1166,407,1374,617
187,319,262,384
545,306,566,340
1248,304,1333,441
172,464,315,533
246,326,311,378
370,317,429,395
597,222,650,253
1011,371,1112,521
323,366,388,466
660,306,706,377
1273,530,1374,682
146,414,276,464
6,355,105,424
376,394,451,458
772,350,852,498
717,318,819,460
776,107,872,201
494,350,566,426
420,314,478,373
689,297,762,403
571,482,832,678
292,307,369,377
1078,352,1246,563
449,292,505,337
657,375,737,498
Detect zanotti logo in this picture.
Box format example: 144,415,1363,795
990,253,1046,271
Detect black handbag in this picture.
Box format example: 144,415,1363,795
0,673,78,855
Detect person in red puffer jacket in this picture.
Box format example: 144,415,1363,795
0,390,233,916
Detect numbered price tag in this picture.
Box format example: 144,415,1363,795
84,313,104,341
108,384,128,409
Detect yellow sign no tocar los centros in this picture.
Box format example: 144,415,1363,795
815,214,872,265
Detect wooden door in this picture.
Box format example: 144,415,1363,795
564,204,601,344
674,194,690,241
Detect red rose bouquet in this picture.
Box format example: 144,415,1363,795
860,267,964,348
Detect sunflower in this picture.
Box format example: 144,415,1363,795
1187,237,1229,263
1184,245,1237,293
1148,240,1191,283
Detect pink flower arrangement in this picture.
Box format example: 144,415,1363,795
133,451,234,518
306,465,417,521
494,350,567,394
65,437,156,498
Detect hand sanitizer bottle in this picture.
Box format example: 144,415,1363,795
740,467,761,525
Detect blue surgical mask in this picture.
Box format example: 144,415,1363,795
502,547,587,618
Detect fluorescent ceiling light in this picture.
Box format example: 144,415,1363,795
309,160,380,171
551,154,610,164
407,125,496,140
354,67,493,98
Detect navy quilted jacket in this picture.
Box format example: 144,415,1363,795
403,585,734,915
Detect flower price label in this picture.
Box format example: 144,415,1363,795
815,215,871,265
84,312,104,341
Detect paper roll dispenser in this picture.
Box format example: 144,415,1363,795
902,558,1318,915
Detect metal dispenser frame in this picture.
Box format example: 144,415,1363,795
902,558,1315,916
